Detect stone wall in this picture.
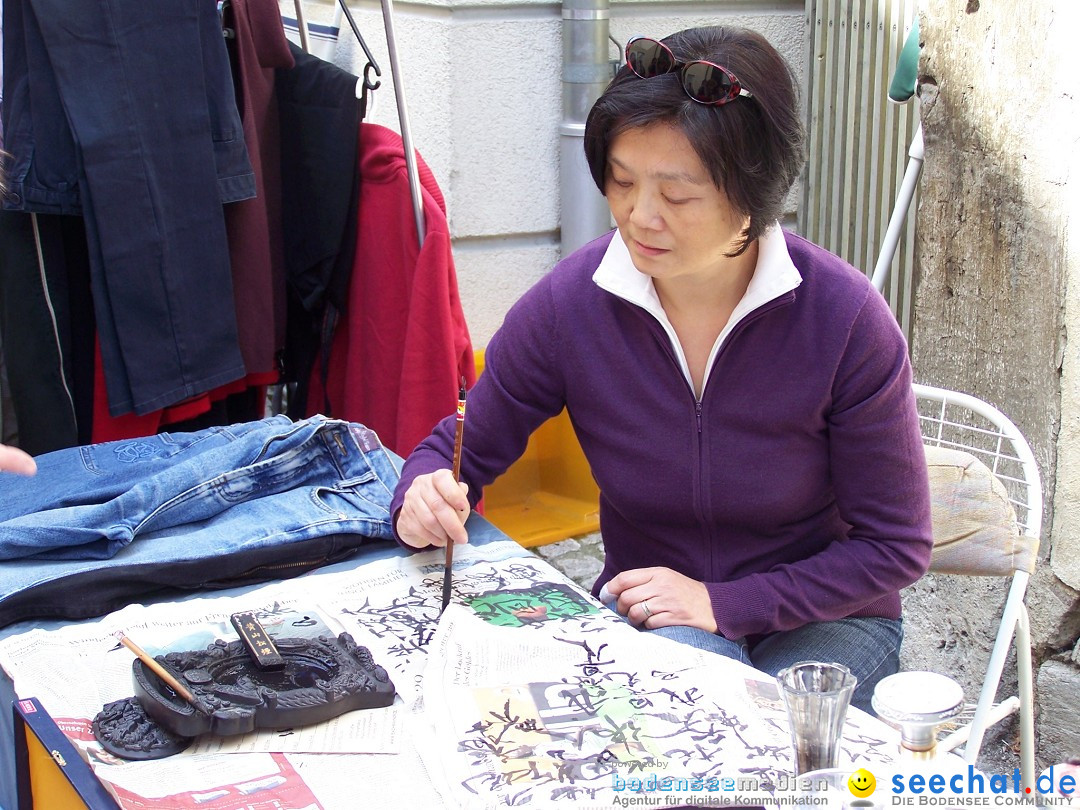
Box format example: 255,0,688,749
906,0,1080,770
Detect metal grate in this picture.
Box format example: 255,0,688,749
800,0,920,338
913,384,1043,538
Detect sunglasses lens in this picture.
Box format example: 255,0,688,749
626,38,675,78
681,61,735,104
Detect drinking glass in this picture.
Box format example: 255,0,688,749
776,661,857,774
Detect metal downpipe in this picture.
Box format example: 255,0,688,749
560,0,611,255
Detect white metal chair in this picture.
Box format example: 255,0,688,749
912,383,1042,786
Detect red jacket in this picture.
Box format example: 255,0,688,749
308,123,475,456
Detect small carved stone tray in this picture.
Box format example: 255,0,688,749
93,632,395,759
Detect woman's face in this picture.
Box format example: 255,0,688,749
605,122,749,285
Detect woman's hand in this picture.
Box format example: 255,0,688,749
0,444,36,476
396,469,471,550
604,566,717,633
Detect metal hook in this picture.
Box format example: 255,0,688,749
363,62,382,94
337,0,382,94
218,0,235,40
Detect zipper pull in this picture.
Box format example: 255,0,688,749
332,433,347,456
696,401,703,433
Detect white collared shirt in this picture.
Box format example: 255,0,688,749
592,224,802,399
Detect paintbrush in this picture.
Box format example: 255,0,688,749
442,377,468,612
115,631,209,715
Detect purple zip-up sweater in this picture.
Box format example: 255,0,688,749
391,229,932,639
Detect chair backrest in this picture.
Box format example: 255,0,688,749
913,383,1043,575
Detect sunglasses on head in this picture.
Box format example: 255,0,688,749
624,36,753,107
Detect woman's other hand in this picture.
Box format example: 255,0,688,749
0,444,36,476
605,566,718,633
396,469,471,550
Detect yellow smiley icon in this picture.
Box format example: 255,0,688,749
848,768,876,798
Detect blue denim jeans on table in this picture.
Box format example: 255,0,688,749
2,0,255,414
618,611,901,715
0,416,401,628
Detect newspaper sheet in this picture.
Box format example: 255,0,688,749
0,539,900,809
421,604,902,810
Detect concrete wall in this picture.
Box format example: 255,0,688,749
908,0,1080,772
296,0,803,346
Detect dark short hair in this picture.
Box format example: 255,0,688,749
584,26,805,256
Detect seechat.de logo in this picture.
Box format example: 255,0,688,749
849,768,877,798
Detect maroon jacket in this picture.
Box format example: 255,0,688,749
224,0,294,376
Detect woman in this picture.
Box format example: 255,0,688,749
391,26,932,713
0,445,35,476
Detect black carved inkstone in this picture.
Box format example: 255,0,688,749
93,697,194,760
131,632,395,738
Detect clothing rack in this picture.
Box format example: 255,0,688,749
292,0,425,249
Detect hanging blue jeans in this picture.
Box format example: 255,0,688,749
0,416,401,627
1,0,254,415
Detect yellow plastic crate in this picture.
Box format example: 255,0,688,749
475,350,600,548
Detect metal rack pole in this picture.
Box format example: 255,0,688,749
377,0,426,249
291,0,311,52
